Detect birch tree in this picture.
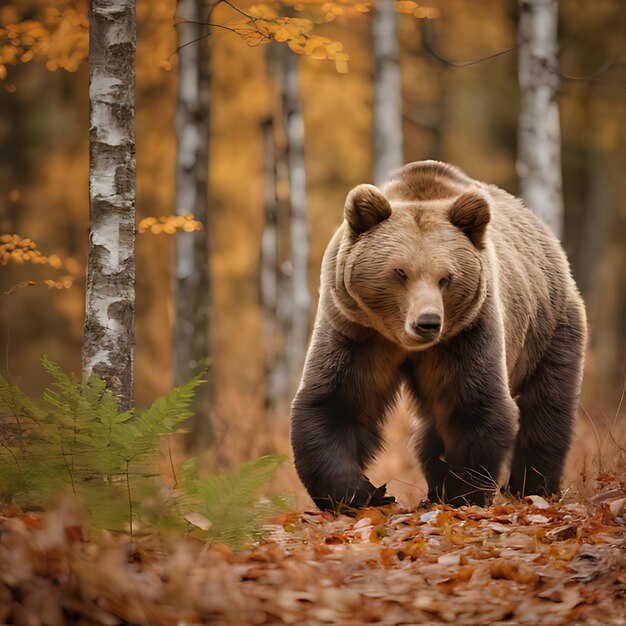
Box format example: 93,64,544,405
517,0,563,238
83,0,136,411
373,0,404,187
283,50,310,394
263,44,310,410
260,117,280,410
174,0,213,443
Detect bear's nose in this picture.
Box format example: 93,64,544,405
412,313,442,335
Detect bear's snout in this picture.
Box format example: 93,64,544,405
412,312,442,336
407,310,442,343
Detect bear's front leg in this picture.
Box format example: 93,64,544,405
433,394,517,506
291,392,393,511
411,320,518,506
291,326,402,512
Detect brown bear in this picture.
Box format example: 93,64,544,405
291,160,586,510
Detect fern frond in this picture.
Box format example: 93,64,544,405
0,358,209,536
180,455,291,549
0,374,44,419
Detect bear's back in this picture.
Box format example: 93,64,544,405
384,160,476,202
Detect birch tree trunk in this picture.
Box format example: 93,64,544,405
83,0,136,411
517,0,563,238
283,50,310,394
263,44,310,409
373,0,404,187
260,117,280,411
175,0,213,443
264,44,291,409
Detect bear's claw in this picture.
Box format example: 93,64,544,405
313,479,395,513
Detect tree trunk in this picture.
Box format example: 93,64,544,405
83,0,136,411
260,117,280,411
174,0,213,444
264,44,310,409
264,44,292,410
373,0,404,187
517,0,563,238
283,51,310,394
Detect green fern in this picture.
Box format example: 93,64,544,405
180,455,293,549
0,357,206,533
0,358,293,546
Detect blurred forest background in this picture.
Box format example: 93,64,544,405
1,0,624,505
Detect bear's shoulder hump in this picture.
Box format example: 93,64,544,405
384,160,475,202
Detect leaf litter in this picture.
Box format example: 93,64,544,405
0,473,625,625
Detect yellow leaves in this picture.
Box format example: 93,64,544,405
249,4,279,20
247,4,351,72
48,254,63,270
395,0,418,14
1,233,40,265
1,233,79,295
0,4,88,80
242,0,440,73
43,277,74,290
137,214,203,235
414,6,441,19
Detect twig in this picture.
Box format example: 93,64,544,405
126,459,134,546
580,402,603,474
421,19,517,68
167,436,178,488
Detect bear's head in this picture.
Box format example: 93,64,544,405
334,181,490,351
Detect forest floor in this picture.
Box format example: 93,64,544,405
1,473,625,626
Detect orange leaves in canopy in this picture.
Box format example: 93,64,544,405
212,1,354,73
227,0,440,72
0,2,88,80
1,214,201,296
1,233,79,295
395,0,440,18
2,0,443,79
138,214,203,235
1,233,62,268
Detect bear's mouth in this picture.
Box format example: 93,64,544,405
403,315,443,349
403,331,441,351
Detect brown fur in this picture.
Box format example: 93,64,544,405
291,160,586,510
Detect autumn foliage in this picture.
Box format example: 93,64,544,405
0,473,624,624
1,0,625,622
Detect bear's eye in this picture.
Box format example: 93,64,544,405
394,268,408,282
439,275,452,289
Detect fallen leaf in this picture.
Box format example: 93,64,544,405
490,559,539,585
184,512,212,531
526,495,551,510
608,497,626,519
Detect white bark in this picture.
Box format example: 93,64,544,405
263,44,310,408
83,0,136,411
174,0,213,443
373,0,404,187
517,0,563,238
265,44,291,408
283,51,310,393
260,117,280,410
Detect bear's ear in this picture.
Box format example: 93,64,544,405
449,191,490,249
344,184,392,234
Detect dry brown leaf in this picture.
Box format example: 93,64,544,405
490,559,540,585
